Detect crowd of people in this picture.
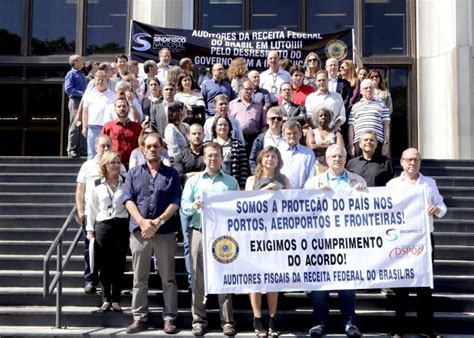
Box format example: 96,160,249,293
66,49,446,338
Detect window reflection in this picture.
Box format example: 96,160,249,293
0,0,23,55
86,0,127,54
251,0,299,30
364,0,407,56
389,67,408,157
306,0,354,34
201,0,243,32
31,0,76,55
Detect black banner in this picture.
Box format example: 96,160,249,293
130,20,353,69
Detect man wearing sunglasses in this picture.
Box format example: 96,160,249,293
249,106,285,173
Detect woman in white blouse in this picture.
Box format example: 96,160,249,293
175,73,205,125
164,101,189,160
86,150,129,313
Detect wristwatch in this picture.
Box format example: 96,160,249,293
157,217,165,226
383,141,390,145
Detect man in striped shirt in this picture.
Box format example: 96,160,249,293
348,79,390,157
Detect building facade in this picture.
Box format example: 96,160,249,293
0,0,472,159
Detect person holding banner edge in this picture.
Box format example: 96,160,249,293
304,144,366,337
245,146,291,337
181,142,239,336
387,148,446,338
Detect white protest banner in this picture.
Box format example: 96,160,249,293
201,186,433,294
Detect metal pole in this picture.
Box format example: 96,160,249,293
55,239,63,329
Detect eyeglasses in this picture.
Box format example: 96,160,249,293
269,116,283,121
164,88,175,91
242,87,253,90
402,158,420,163
308,58,318,62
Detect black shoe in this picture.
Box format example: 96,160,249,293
97,301,110,313
309,324,325,337
126,320,148,334
223,323,236,336
253,317,267,337
268,316,280,337
420,329,442,338
191,324,204,336
84,282,96,294
345,322,361,337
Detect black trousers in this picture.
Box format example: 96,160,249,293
393,234,435,332
94,218,130,302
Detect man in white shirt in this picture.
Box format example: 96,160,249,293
157,48,171,85
305,70,346,132
387,148,446,338
260,51,291,102
325,57,351,109
81,70,116,159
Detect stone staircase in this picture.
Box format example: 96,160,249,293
0,157,473,336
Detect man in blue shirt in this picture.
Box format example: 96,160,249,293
181,142,239,336
64,54,87,158
201,63,234,116
123,133,181,334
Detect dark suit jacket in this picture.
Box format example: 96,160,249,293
335,78,352,110
279,102,307,126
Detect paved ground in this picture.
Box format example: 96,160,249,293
0,327,472,337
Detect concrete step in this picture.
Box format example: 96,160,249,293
0,306,473,334
0,183,76,193
0,254,187,272
421,159,474,167
0,164,81,174
434,232,474,246
434,260,474,276
421,166,474,177
2,287,474,313
432,176,474,187
0,173,77,183
436,245,474,260
0,216,76,229
444,208,474,220
434,219,474,232
439,186,474,198
0,270,190,289
443,197,474,208
0,156,84,165
0,228,79,241
0,241,83,255
0,193,75,204
435,276,474,292
0,203,74,215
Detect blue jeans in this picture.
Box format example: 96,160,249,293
86,125,102,160
311,290,356,327
179,210,192,285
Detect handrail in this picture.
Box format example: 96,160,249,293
43,205,83,329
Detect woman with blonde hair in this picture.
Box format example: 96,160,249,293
167,65,183,87
303,52,322,89
245,146,290,337
86,150,129,313
227,57,248,97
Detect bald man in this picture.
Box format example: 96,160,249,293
259,51,291,102
387,148,446,338
201,63,234,116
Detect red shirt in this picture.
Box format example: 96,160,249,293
102,119,142,164
291,83,315,106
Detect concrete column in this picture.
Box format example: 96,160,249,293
417,0,474,159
